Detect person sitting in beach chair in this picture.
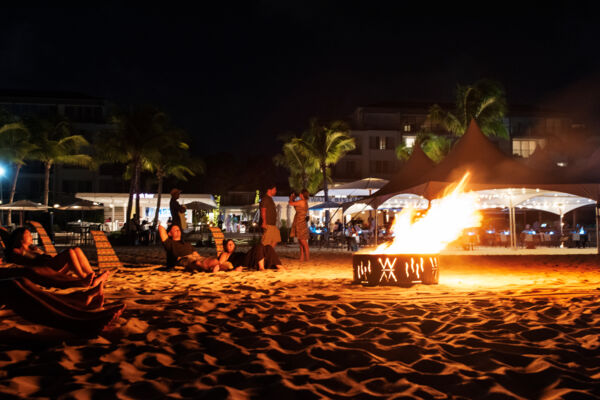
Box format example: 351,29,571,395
219,239,284,271
158,224,220,272
6,227,98,280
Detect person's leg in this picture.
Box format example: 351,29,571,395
200,257,220,272
52,282,105,309
74,247,95,276
24,266,93,289
66,248,89,278
264,245,284,270
298,240,304,261
300,239,309,262
49,250,71,273
243,243,264,270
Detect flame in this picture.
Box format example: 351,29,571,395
373,173,482,254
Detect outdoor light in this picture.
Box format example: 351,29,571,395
54,204,60,208
0,166,5,177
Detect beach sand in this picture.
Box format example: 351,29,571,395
1,246,599,399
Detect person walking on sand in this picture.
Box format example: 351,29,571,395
289,189,310,262
169,188,186,229
260,183,281,248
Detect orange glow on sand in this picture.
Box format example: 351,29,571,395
373,173,482,254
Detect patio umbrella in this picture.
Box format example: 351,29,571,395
315,177,389,197
57,199,104,211
309,201,342,210
0,200,49,226
184,201,216,211
0,200,50,211
57,199,105,223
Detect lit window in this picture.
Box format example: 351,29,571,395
512,139,539,158
404,136,416,148
403,124,411,132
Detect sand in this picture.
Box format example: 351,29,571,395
1,246,599,399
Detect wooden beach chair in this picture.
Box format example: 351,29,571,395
208,226,225,256
27,221,58,256
90,230,123,269
0,226,8,249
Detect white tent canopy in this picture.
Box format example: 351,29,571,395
315,177,389,197
475,188,595,215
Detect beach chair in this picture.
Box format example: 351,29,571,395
27,221,58,256
90,230,123,269
208,226,225,256
0,226,8,249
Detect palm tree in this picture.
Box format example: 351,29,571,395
0,110,36,224
395,142,413,162
428,79,508,138
273,133,322,193
294,118,355,228
98,106,179,233
143,130,204,228
420,134,454,163
25,115,92,206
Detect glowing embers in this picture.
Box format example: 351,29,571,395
353,254,439,286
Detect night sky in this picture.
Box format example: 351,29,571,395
1,2,599,156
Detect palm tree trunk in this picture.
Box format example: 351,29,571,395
125,163,137,233
321,161,330,240
134,163,141,219
43,162,52,206
7,163,22,225
153,172,163,228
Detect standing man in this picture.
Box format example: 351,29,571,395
260,183,281,247
169,188,186,229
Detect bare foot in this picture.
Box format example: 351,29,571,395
101,303,126,331
90,271,111,288
212,265,220,273
234,266,243,272
258,265,265,271
87,293,105,309
275,265,286,271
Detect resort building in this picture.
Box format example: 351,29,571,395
0,90,122,203
76,192,217,230
333,102,580,181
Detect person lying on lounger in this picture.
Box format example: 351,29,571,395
5,228,97,279
219,239,284,271
158,224,220,272
0,277,125,335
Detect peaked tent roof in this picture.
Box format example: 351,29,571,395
381,120,600,202
346,142,436,210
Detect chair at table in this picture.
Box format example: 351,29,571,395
27,221,58,257
90,230,123,269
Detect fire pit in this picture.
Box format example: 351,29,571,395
353,253,439,286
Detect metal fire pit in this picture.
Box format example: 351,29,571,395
353,253,439,286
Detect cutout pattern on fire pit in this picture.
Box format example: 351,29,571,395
353,254,439,286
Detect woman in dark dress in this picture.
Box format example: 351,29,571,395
219,239,284,271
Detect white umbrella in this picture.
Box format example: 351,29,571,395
315,177,389,197
0,200,50,211
184,201,216,211
57,199,104,211
0,200,49,226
